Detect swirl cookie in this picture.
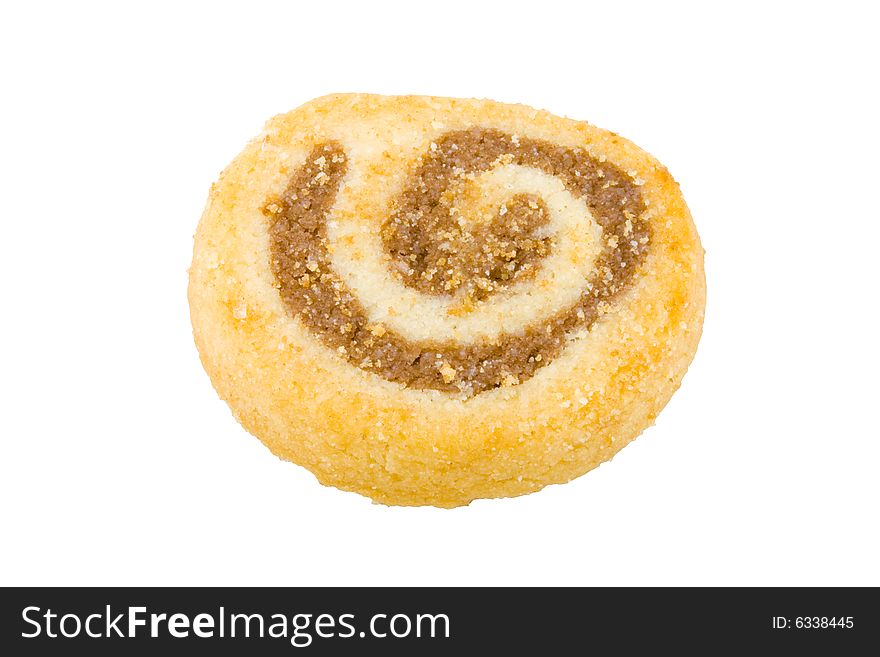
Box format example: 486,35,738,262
188,94,705,507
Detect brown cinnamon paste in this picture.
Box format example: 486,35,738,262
264,128,649,395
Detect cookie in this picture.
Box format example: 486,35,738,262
188,94,705,507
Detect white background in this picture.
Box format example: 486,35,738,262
1,1,878,586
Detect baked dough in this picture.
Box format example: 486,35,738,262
188,94,705,507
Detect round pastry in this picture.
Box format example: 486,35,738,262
188,94,705,507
